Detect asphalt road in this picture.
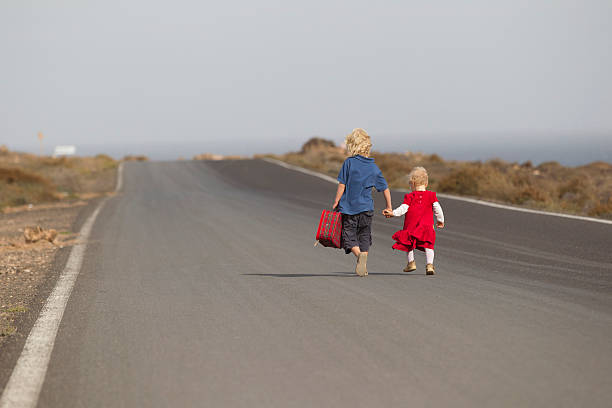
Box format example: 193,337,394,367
26,160,612,407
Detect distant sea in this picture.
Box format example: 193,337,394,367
4,133,611,166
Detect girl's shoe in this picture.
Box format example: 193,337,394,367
426,264,435,275
356,253,368,277
403,261,417,272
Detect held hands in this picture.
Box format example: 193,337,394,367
332,201,339,210
382,208,394,218
436,221,445,229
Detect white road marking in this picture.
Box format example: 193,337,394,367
262,157,612,225
434,193,612,224
262,157,338,183
0,162,124,408
115,161,124,193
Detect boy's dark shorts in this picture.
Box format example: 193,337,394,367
342,211,374,254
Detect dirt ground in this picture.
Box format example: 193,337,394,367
0,147,119,347
0,201,91,347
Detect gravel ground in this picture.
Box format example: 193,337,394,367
0,202,86,346
0,151,118,350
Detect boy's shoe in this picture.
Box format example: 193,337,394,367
426,263,435,275
403,261,417,272
355,253,368,277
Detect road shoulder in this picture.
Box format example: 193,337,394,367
0,196,110,391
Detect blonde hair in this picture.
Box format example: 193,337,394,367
345,128,372,157
409,166,428,187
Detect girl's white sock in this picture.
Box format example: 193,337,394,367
425,248,434,264
407,251,415,263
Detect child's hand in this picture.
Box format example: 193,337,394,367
436,221,445,229
332,200,339,210
382,209,394,218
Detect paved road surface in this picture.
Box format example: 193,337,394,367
19,160,612,406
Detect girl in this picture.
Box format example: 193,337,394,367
383,166,444,275
333,128,392,277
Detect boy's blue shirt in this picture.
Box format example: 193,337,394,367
337,155,388,215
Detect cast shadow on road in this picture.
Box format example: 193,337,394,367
242,272,419,278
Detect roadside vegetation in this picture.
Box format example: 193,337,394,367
262,138,612,219
123,155,149,162
0,146,118,210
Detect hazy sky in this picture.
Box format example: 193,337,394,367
1,0,611,163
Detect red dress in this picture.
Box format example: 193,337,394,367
392,190,438,252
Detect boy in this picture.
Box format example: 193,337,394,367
332,128,392,276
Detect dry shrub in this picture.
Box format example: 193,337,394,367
285,149,345,177
536,161,566,182
372,153,417,187
0,151,119,207
558,177,589,199
556,176,598,213
270,139,611,219
588,197,612,218
0,167,58,208
264,138,343,177
415,162,551,206
193,153,224,160
34,155,118,194
95,154,118,169
24,226,58,243
301,138,336,153
438,166,482,196
39,157,74,168
429,154,443,164
512,186,548,205
0,167,48,185
538,161,563,171
486,158,508,171
95,153,113,161
123,155,149,161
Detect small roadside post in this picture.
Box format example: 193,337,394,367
38,132,44,156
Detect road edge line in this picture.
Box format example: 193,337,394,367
0,162,124,408
115,160,124,193
261,157,338,184
261,157,612,225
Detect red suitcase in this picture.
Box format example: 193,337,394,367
315,209,343,248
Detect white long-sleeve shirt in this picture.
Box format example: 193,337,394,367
392,202,445,223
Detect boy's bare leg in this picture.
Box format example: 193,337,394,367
351,246,361,257
355,250,368,276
